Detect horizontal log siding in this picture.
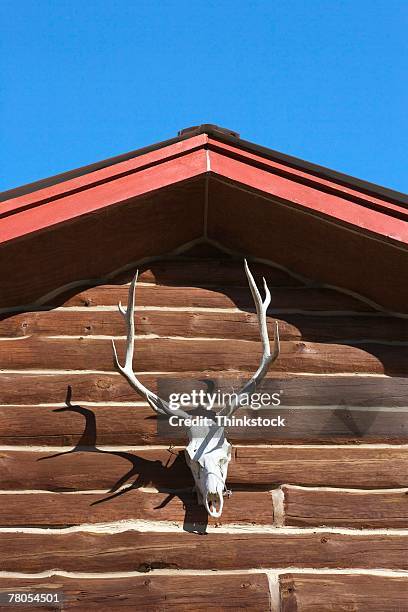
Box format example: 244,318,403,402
1,447,406,491
3,310,406,342
1,404,408,445
0,574,272,611
0,372,405,405
0,251,406,608
1,531,407,572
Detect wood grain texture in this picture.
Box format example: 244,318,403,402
1,405,407,446
0,490,273,527
0,251,406,590
1,336,405,374
279,573,408,612
0,178,205,309
1,447,406,491
1,310,405,341
207,177,408,312
0,574,272,611
0,531,407,572
55,284,375,311
0,372,405,406
282,485,408,528
232,446,408,488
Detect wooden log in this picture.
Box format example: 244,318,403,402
0,404,160,447
280,573,408,611
0,574,272,611
0,336,405,374
229,407,408,444
55,285,374,311
0,448,194,492
0,490,273,527
282,485,408,528
1,309,406,341
0,372,406,406
233,446,408,488
1,447,406,491
0,531,407,572
1,405,407,446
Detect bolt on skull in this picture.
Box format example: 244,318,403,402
112,260,280,518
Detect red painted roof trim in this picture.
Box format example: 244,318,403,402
208,144,408,244
0,131,407,248
207,139,408,220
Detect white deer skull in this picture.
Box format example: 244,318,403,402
112,260,280,518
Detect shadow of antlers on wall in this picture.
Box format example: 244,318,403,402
38,386,209,534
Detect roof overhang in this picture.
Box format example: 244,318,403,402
1,127,407,311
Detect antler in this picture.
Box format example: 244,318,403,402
112,272,190,419
111,261,279,520
221,259,280,417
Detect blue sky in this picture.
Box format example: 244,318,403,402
1,1,407,193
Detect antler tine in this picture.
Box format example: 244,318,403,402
222,260,280,417
121,271,138,371
112,272,190,419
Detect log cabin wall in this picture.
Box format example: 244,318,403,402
0,241,407,610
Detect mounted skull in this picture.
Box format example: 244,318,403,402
112,260,280,518
184,420,232,518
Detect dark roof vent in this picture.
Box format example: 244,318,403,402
178,124,240,139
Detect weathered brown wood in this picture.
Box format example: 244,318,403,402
0,404,160,446
0,372,135,404
1,405,407,446
1,309,405,341
1,447,406,491
131,256,301,287
0,490,273,527
55,284,374,311
0,178,205,309
207,177,408,312
0,372,406,406
0,336,405,374
232,447,408,488
280,573,408,611
0,531,407,572
0,574,272,611
282,485,408,528
0,448,192,491
236,407,408,443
